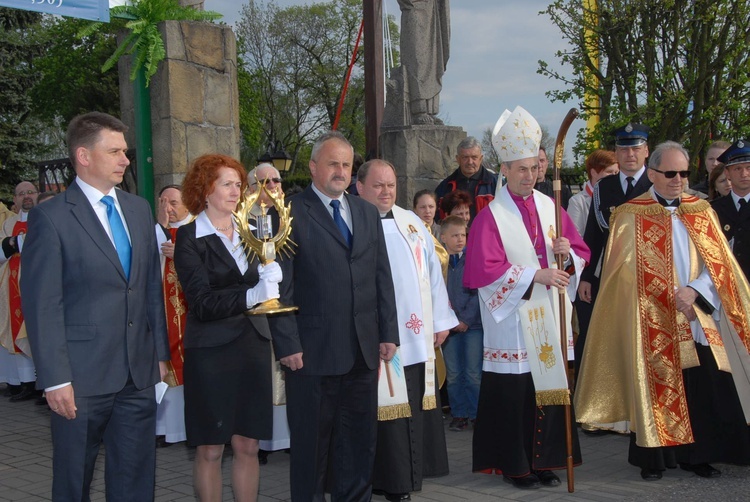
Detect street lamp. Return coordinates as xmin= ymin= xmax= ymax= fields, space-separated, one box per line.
xmin=257 ymin=149 xmax=273 ymax=165
xmin=270 ymin=142 xmax=293 ymax=172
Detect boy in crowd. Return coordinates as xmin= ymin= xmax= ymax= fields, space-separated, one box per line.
xmin=440 ymin=216 xmax=483 ymax=431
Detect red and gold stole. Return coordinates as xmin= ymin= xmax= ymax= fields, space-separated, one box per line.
xmin=163 ymin=227 xmax=187 ymax=386
xmin=8 ymin=220 xmax=27 ymax=354
xmin=631 ymin=203 xmax=693 ymax=446
xmin=679 ymin=204 xmax=750 ymax=354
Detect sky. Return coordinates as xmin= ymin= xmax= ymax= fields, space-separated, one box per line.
xmin=207 ymin=0 xmax=584 ymax=159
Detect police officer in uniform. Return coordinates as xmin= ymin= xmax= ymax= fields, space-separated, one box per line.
xmin=712 ymin=139 xmax=750 ymax=279
xmin=579 ymin=124 xmax=652 ymax=297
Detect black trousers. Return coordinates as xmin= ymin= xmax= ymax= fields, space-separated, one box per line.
xmin=286 ymin=349 xmax=378 ymax=502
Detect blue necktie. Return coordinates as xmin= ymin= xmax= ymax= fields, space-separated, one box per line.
xmin=101 ymin=196 xmax=131 ymax=279
xmin=330 ymin=199 xmax=352 ymax=248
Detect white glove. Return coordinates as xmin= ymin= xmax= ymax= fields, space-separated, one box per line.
xmin=257 ymin=261 xmax=283 ymax=284
xmin=247 ymin=279 xmax=280 ymax=308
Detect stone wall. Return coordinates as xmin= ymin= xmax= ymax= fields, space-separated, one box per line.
xmin=119 ymin=20 xmax=240 ymax=196
xmin=380 ymin=125 xmax=466 ymax=208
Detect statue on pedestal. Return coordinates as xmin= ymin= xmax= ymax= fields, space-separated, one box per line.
xmin=397 ymin=0 xmax=450 ymax=126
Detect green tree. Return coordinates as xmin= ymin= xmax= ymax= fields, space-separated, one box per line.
xmin=539 ymin=0 xmax=750 ymax=176
xmin=237 ymin=0 xmax=399 ymax=171
xmin=31 ymin=16 xmax=122 ymax=125
xmin=0 ymin=8 xmax=48 ymax=200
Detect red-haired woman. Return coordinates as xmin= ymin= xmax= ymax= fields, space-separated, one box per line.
xmin=174 ymin=154 xmax=282 ymax=501
xmin=567 ymin=149 xmax=619 ymax=236
xmin=440 ymin=189 xmax=473 ymax=226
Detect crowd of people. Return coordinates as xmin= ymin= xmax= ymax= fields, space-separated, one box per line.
xmin=2 ymin=108 xmax=750 ymax=501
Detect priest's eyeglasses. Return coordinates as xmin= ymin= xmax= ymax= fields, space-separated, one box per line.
xmin=650 ymin=168 xmax=690 ymax=179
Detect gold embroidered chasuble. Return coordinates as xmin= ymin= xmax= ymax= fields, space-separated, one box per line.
xmin=575 ymin=193 xmax=750 ymax=447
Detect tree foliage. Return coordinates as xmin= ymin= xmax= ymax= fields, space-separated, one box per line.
xmin=539 ymin=0 xmax=750 ymax=173
xmin=31 ymin=16 xmax=122 ymax=125
xmin=0 ymin=8 xmax=48 ymax=200
xmin=237 ymin=0 xmax=399 ymax=172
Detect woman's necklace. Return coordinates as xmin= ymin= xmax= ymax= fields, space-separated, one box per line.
xmin=214 ymin=223 xmax=232 ymax=232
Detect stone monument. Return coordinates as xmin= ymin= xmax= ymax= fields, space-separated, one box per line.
xmin=119 ymin=19 xmax=240 ymax=198
xmin=381 ymin=0 xmax=466 ymax=208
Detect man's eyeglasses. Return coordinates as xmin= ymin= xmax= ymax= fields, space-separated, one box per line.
xmin=15 ymin=190 xmax=38 ymax=196
xmin=650 ymin=168 xmax=689 ymax=179
xmin=251 ymin=178 xmax=282 ymax=186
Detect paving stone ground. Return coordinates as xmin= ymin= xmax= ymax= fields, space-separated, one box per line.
xmin=1 ymin=384 xmax=748 ymax=501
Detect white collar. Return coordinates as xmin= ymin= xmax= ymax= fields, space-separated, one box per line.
xmin=194 ymin=211 xmax=233 ymax=238
xmin=619 ymin=166 xmax=646 ymax=183
xmin=311 ymin=182 xmax=346 ymax=209
xmin=169 ymin=213 xmax=194 ymax=228
xmin=731 ymin=191 xmax=750 ymax=207
xmin=76 ymin=177 xmax=118 ymax=207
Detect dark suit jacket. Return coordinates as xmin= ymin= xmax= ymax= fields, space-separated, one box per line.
xmin=712 ymin=195 xmax=750 ymax=279
xmin=581 ymin=172 xmax=652 ymax=282
xmin=270 ymin=186 xmax=399 ymax=375
xmin=173 ymin=220 xmax=271 ymax=349
xmin=20 ymin=181 xmax=169 ymax=397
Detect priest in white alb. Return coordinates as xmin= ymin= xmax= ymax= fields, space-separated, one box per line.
xmin=357 ymin=159 xmax=458 ymax=502
xmin=464 ymin=106 xmax=590 ymax=490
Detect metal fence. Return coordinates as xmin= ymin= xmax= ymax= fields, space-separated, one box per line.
xmin=36 ymin=150 xmax=137 ymax=194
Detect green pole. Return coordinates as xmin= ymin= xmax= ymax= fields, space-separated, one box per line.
xmin=133 ymin=64 xmax=155 ymax=211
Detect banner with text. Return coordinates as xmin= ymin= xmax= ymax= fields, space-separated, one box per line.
xmin=0 ymin=0 xmax=111 ymax=22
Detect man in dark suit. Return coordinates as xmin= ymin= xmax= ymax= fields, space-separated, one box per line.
xmin=20 ymin=112 xmax=170 ymax=501
xmin=712 ymin=139 xmax=750 ymax=279
xmin=271 ymin=131 xmax=399 ymax=501
xmin=534 ymin=146 xmax=572 ymax=209
xmin=578 ymin=124 xmax=652 ymax=306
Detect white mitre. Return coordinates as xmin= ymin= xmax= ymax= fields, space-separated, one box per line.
xmin=491 ymin=106 xmax=542 ymax=162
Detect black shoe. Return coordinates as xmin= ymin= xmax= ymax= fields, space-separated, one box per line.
xmin=385 ymin=493 xmax=410 ymax=502
xmin=448 ymin=417 xmax=469 ymax=431
xmin=372 ymin=489 xmax=410 ymax=501
xmin=4 ymin=384 xmax=21 ymax=397
xmin=503 ymin=473 xmax=542 ymax=489
xmin=155 ymin=435 xmax=173 ymax=448
xmin=9 ymin=383 xmax=35 ymax=402
xmin=640 ymin=468 xmax=662 ymax=480
xmin=258 ymin=450 xmax=269 ymax=465
xmin=680 ymin=463 xmax=721 ymax=478
xmin=581 ymin=426 xmax=609 ymax=436
xmin=534 ymin=470 xmax=561 ymax=487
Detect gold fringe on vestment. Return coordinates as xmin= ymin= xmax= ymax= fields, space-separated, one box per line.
xmin=536 ymin=389 xmax=570 ymax=406
xmin=378 ymin=403 xmax=412 ymax=421
xmin=422 ymin=395 xmax=437 ymax=411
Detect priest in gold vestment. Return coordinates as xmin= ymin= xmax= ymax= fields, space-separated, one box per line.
xmin=575 ymin=141 xmax=750 ymax=481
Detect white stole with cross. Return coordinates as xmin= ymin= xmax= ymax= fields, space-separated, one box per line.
xmin=376 ymin=206 xmax=457 ymax=420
